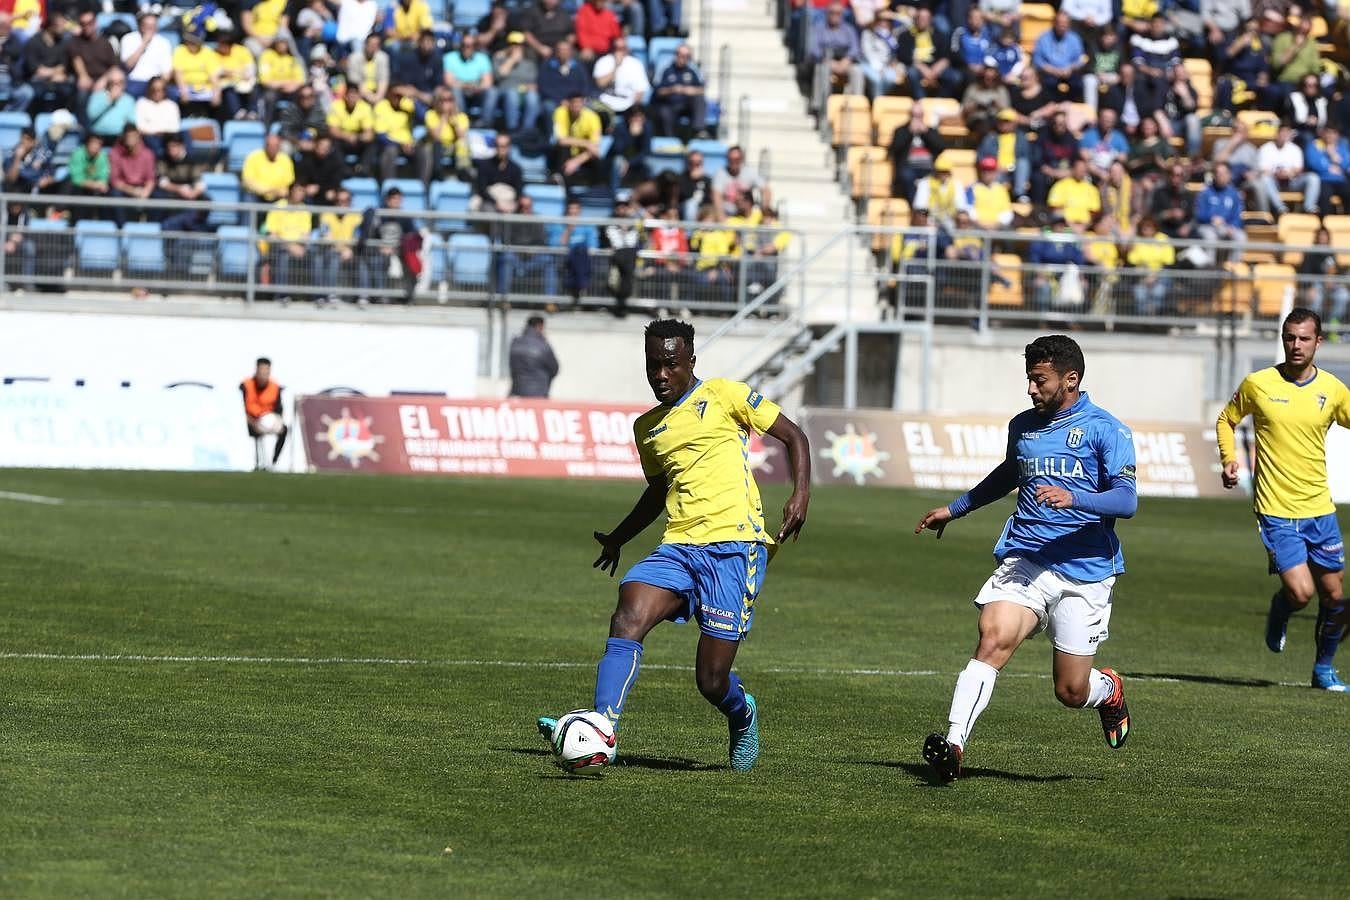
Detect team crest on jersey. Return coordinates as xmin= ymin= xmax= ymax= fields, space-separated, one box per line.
xmin=696 ymin=400 xmax=708 ymax=419
xmin=1066 ymin=427 xmax=1085 ymax=448
xmin=1318 ymin=394 xmax=1328 ymax=410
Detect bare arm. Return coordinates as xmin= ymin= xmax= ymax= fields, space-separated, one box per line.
xmin=767 ymin=412 xmax=811 ymax=542
xmin=593 ymin=476 xmax=667 ymax=576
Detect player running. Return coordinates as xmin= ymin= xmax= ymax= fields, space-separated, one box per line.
xmin=537 ymin=319 xmax=812 ymax=771
xmin=915 ymin=335 xmax=1136 ymax=783
xmin=1215 ymin=308 xmax=1350 ymax=692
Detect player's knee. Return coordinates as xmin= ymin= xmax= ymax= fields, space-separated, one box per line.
xmin=1285 ymin=586 xmax=1315 ymax=609
xmin=1054 ymin=679 xmax=1089 ymax=708
xmin=608 ymin=608 xmax=647 ymax=640
xmin=695 ymin=666 xmax=728 ymax=703
xmin=974 ymin=628 xmax=1020 ymax=661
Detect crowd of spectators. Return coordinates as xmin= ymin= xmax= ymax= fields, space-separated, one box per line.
xmin=792 ymin=0 xmax=1350 ymax=322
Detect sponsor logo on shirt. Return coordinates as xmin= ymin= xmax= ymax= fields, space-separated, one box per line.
xmin=1266 ymin=396 xmax=1289 ymax=404
xmin=1019 ymin=457 xmax=1087 ymax=478
xmin=647 ymin=424 xmax=668 ymax=437
xmin=1119 ymin=464 xmax=1137 ymax=480
xmin=747 ymin=390 xmax=764 ymax=410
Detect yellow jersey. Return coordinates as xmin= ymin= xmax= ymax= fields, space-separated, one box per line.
xmin=970 ymin=180 xmax=1011 ymax=228
xmin=241 ymin=149 xmax=295 ymax=197
xmin=1126 ymin=235 xmax=1174 ymax=271
xmin=1047 ymin=176 xmax=1100 ymax=225
xmin=691 ymin=228 xmax=736 ymax=269
xmin=1217 ymin=366 xmax=1350 ymax=518
xmin=373 ymin=96 xmax=416 ymax=144
xmin=248 ymin=0 xmax=288 ymax=40
xmin=392 ymin=0 xmax=432 ymax=40
xmin=258 ymin=48 xmax=304 ymax=87
xmin=634 ymin=378 xmax=782 ymax=546
xmin=553 ymin=105 xmax=602 ymax=154
xmin=328 ymin=99 xmax=375 ymax=135
xmin=172 ymin=45 xmax=217 ymax=92
xmin=320 ymin=211 xmax=362 ymax=243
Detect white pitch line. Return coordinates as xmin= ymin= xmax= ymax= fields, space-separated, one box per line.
xmin=0 ymin=490 xmax=64 ymax=505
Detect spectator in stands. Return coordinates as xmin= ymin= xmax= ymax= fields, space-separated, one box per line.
xmin=496 ymin=194 xmax=557 ymax=296
xmin=651 ymin=43 xmax=707 ymax=138
xmin=215 ymin=32 xmax=260 ymax=121
xmin=896 ymin=7 xmax=954 ymax=100
xmin=608 ymin=104 xmax=652 ymax=189
xmin=1047 ymin=157 xmax=1101 ymax=230
xmin=961 ymin=60 xmax=1009 ymax=140
xmin=551 ymin=92 xmax=604 ymax=189
xmin=321 ymin=187 xmax=363 ymax=301
xmin=279 ymin=85 xmax=328 ymax=145
xmin=575 ymin=0 xmax=622 ymax=62
xmin=373 ymin=94 xmax=417 ymax=181
xmin=337 ymin=0 xmax=382 ymax=56
xmin=1202 ymin=0 xmax=1252 ymax=48
xmin=1215 ymin=17 xmax=1270 ymax=114
xmin=389 ymin=0 xmax=433 ymax=47
xmin=518 ymin=0 xmax=576 ymax=62
xmin=242 ymin=132 xmax=297 ymax=203
xmin=884 ymin=206 xmax=950 ymax=314
xmin=134 ymin=78 xmax=181 ymax=156
xmin=477 ymin=1 xmax=514 ymax=54
xmin=539 ymin=38 xmax=591 ymax=131
xmin=673 ymin=147 xmax=717 ymax=219
xmin=1082 ymin=28 xmax=1122 ymax=114
xmin=0 ymin=15 xmax=33 ymax=113
xmin=859 ymin=14 xmax=901 ymax=99
xmin=444 ymin=32 xmax=497 ymax=124
xmin=295 ymin=0 xmax=336 ymax=59
xmin=69 ymin=10 xmax=118 ymax=119
xmin=69 ymin=132 xmax=110 ymax=208
xmin=968 ymin=155 xmax=1013 ymax=228
xmin=1305 ymin=124 xmax=1350 ymax=214
xmin=1032 ymin=110 xmax=1078 ymax=203
xmin=1126 ymin=217 xmax=1174 ymax=315
xmin=1084 ymin=215 xmax=1121 ymax=305
xmin=1150 ymin=162 xmax=1195 ymax=238
xmin=25 ymin=11 xmax=74 ymax=113
xmin=1193 ymin=160 xmax=1245 ymax=257
xmin=420 ymin=88 xmax=472 ymax=186
xmin=989 ymin=25 xmax=1025 ymax=84
xmin=1159 ymin=64 xmax=1200 ymax=158
xmin=1100 ymin=160 xmax=1135 ymax=236
xmin=260 ymin=36 xmax=307 ymax=123
xmin=327 ymin=81 xmax=377 ymax=174
xmin=977 ymin=108 xmax=1030 ymax=201
xmin=614 ymin=0 xmax=647 ymax=42
xmin=888 ymin=104 xmax=944 ymax=200
xmin=173 ymin=31 xmax=220 ymax=120
xmin=509 ymin=316 xmax=560 ymax=397
xmin=122 ymin=11 xmax=175 ymax=98
xmin=1269 ymin=13 xmax=1320 ymax=92
xmin=645 ymin=203 xmax=688 ymax=278
xmin=394 ymin=29 xmax=446 ymax=111
xmin=1130 ymin=15 xmax=1181 ymax=112
xmin=241 ymin=358 xmax=288 ymax=469
xmin=714 ymin=145 xmax=771 ymax=218
xmin=1027 ymin=215 xmax=1086 ymax=309
xmin=1125 ymin=115 xmax=1172 ymax=184
xmin=1011 ymin=65 xmax=1062 ymax=130
xmin=603 ymin=195 xmax=642 ymax=315
xmin=298 ymin=132 xmax=347 ymax=203
xmin=807 ymin=1 xmax=862 ymax=111
xmin=913 ymin=154 xmax=971 ymax=229
xmin=1301 ymin=227 xmax=1350 ymax=328
xmin=1104 ymin=63 xmax=1160 ymax=134
xmin=1256 ymin=123 xmax=1320 ymax=214
xmin=475 ymin=131 xmax=524 ymax=212
xmin=264 ymin=183 xmax=314 ymax=302
xmin=690 ymin=204 xmax=736 ymax=293
xmin=593 ymin=36 xmax=649 ymax=118
xmin=107 ymin=123 xmax=156 ymax=222
xmin=358 ymin=186 xmax=417 ymax=302
xmin=349 ymin=32 xmax=392 ymax=107
xmin=491 ymin=32 xmax=541 ymax=131
xmin=549 ymin=198 xmax=599 ymax=300
xmin=1212 ymin=120 xmax=1258 ymax=188
xmin=1032 ymin=11 xmax=1088 ymax=101
xmin=156 ymin=134 xmax=210 ymax=234
xmin=9 ymin=0 xmax=38 ymax=42
xmin=242 ymin=0 xmax=292 ymax=58
xmin=3 ymin=126 xmax=56 ymax=196
xmin=87 ymin=70 xmax=137 ymax=141
xmin=951 ymin=8 xmax=994 ymax=85
xmin=1286 ymin=73 xmax=1329 ymax=137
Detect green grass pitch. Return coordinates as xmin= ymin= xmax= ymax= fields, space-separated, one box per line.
xmin=2 ymin=469 xmax=1348 ymax=898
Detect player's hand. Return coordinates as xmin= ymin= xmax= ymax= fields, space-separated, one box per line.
xmin=593 ymin=531 xmax=622 ymax=577
xmin=777 ymin=491 xmax=809 ymax=543
xmin=915 ymin=506 xmax=953 ymax=539
xmin=1034 ymin=485 xmax=1074 ymax=509
xmin=1221 ymin=461 xmax=1240 ymax=490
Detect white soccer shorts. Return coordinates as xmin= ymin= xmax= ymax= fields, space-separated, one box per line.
xmin=972 ymin=555 xmax=1114 ymax=656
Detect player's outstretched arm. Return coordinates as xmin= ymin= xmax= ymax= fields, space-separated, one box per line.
xmin=593 ymin=476 xmax=667 ymax=577
xmin=1215 ymin=383 xmax=1249 ymax=490
xmin=767 ymin=412 xmax=811 ymax=543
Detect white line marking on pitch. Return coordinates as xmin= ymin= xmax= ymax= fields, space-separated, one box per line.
xmin=0 ymin=652 xmax=1308 ymax=688
xmin=0 ymin=490 xmax=64 ymax=505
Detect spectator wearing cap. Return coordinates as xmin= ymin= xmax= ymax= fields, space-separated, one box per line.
xmin=68 ymin=10 xmax=118 ymax=114
xmin=858 ymin=14 xmax=902 ymax=99
xmin=651 ymin=43 xmax=707 ymax=138
xmin=1047 ymin=157 xmax=1100 ymax=230
xmin=474 ymin=131 xmax=524 ymax=212
xmin=808 ymin=2 xmax=862 ymax=110
xmin=243 ymin=0 xmax=293 ymax=58
xmin=960 ymin=62 xmax=1009 ymax=140
xmin=1032 ymin=11 xmax=1088 ymax=101
xmin=1269 ymin=14 xmax=1320 ymax=90
xmin=895 ymin=8 xmax=955 ymax=100
xmin=337 ymin=0 xmax=382 ymax=54
xmin=173 ymin=30 xmax=221 ymax=119
xmin=326 ymin=80 xmax=377 ymax=174
xmin=69 ymin=132 xmax=110 ymax=212
xmin=913 ymin=154 xmax=972 ymax=231
xmin=1079 ymin=108 xmax=1129 ymax=184
xmin=1256 ymin=123 xmax=1320 ymax=214
xmin=393 ymin=29 xmax=444 ymax=109
xmin=538 ymin=38 xmax=590 ymax=130
xmin=298 ymin=132 xmax=347 ymax=202
xmin=518 ymin=0 xmax=576 ymax=62
xmin=349 ymin=32 xmax=392 ymax=107
xmin=108 ymin=124 xmax=157 ymax=222
xmin=263 ymin=182 xmax=315 ymax=303
xmin=950 ymin=7 xmax=994 ymax=84
xmin=967 ymin=156 xmax=1013 ymax=228
xmin=372 ymin=93 xmax=417 ymax=181
xmin=242 ymin=132 xmax=297 ymax=203
xmin=25 ymin=11 xmax=74 ymax=112
xmin=388 ymin=0 xmax=433 ymax=47
xmin=574 ymin=0 xmax=622 ymax=62
xmin=1305 ymin=125 xmax=1350 ymax=214
xmin=86 ymin=70 xmax=137 ymax=140
xmin=279 ymin=84 xmax=328 ymax=144
xmin=122 ymin=13 xmax=174 ymax=98
xmin=551 ymin=93 xmax=604 ymax=189
xmin=713 ymin=144 xmax=771 ymax=218
xmin=444 ymin=32 xmax=497 ymax=125
xmin=134 ymin=78 xmax=181 ymax=156
xmin=155 ymin=134 xmax=211 ymax=234
xmin=593 ymin=36 xmax=650 ymax=118
xmin=888 ymin=104 xmax=945 ymax=201
xmin=215 ymin=32 xmax=260 ymax=120
xmin=421 ymin=88 xmax=472 ymax=185
xmin=492 ymin=31 xmax=541 ymax=131
xmin=976 ymin=108 xmax=1030 ymax=201
xmin=259 ymin=36 xmax=307 ymax=123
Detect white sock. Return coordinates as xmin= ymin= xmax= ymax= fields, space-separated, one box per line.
xmin=1082 ymin=669 xmax=1117 ymax=709
xmin=945 ymin=659 xmax=998 ymax=749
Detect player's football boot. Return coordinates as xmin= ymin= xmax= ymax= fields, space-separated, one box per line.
xmin=536 ymin=716 xmax=558 ymax=742
xmin=1265 ymin=591 xmax=1289 ymax=653
xmin=1311 ymin=665 xmax=1349 ymax=692
xmin=922 ymin=733 xmax=963 ymax=784
xmin=1097 ymin=668 xmax=1130 ymax=749
xmin=729 ymin=693 xmax=760 ymax=772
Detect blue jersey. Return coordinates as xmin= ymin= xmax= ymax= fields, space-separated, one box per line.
xmin=955 ymin=393 xmax=1137 ymax=582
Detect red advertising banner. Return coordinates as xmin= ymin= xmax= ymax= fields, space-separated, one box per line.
xmin=298 ymin=395 xmax=788 ymax=481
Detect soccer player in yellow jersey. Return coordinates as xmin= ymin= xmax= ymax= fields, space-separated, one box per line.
xmin=1216 ymin=308 xmax=1350 ymax=691
xmin=539 ymin=319 xmax=811 ymax=770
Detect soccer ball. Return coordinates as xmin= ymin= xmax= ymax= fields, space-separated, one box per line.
xmin=551 ymin=710 xmax=617 ymax=774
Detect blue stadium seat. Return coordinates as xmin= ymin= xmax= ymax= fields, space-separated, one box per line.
xmin=525 ymin=183 xmax=565 ymax=218
xmin=510 ymin=146 xmax=550 ymax=184
xmin=122 ymin=222 xmax=166 ymax=276
xmin=430 ymin=180 xmax=470 ymax=233
xmin=448 ymin=232 xmax=491 ymax=287
xmin=468 ymin=128 xmax=497 ymax=152
xmin=0 ymin=111 xmax=29 ymax=153
xmin=427 ymin=0 xmax=451 ymax=21
xmin=181 ymin=116 xmax=222 ymax=163
xmin=628 ymin=35 xmax=647 ymax=67
xmin=342 ymin=177 xmax=381 ymax=211
xmin=647 ymin=136 xmax=686 ymax=176
xmin=688 ymin=138 xmax=728 ymax=174
xmin=74 ymin=221 xmax=120 ymax=274
xmin=33 ymin=113 xmax=82 ymax=165
xmin=452 ymin=0 xmax=492 ymax=28
xmin=427 ymin=234 xmax=447 ymax=284
xmin=202 ymin=172 xmax=242 ymax=226
xmin=216 ymin=225 xmax=254 ymax=280
xmin=224 ymin=120 xmax=266 ymax=172
xmin=382 ymin=178 xmax=427 ymax=213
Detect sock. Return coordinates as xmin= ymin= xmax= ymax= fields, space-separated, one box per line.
xmin=1081 ymin=668 xmax=1118 ymax=709
xmin=593 ymin=637 xmax=643 ymax=727
xmin=946 ymin=659 xmax=998 ymax=749
xmin=716 ymin=673 xmax=752 ymax=732
xmin=1272 ymin=589 xmax=1294 ymax=624
xmin=1315 ymin=599 xmax=1346 ymax=669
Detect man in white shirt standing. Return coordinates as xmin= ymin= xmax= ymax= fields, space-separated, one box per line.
xmin=592 ymin=37 xmax=650 ymax=117
xmin=1257 ymin=123 xmax=1322 ymax=215
xmin=120 ymin=11 xmax=174 ymax=97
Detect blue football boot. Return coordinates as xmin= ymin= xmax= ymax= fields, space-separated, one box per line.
xmin=1312 ymin=666 xmax=1348 ymax=692
xmin=729 ymin=693 xmax=760 ymax=772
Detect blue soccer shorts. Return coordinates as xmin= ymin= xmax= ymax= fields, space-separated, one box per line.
xmin=1257 ymin=513 xmax=1346 ymax=574
xmin=621 ymin=541 xmax=767 ymax=641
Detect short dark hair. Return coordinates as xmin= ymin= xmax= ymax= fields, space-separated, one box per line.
xmin=1025 ymin=335 xmax=1085 ymax=379
xmin=1284 ymin=307 xmax=1323 ymax=336
xmin=527 ymin=315 xmax=545 ymax=328
xmin=257 ymin=357 xmax=272 ymax=367
xmin=645 ymin=318 xmax=695 ymax=350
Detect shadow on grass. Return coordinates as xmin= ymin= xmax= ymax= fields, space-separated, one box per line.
xmin=495 ymin=746 xmax=728 ymax=772
xmin=1128 ymin=671 xmax=1280 ymax=688
xmin=852 ymin=760 xmax=1090 ymax=786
